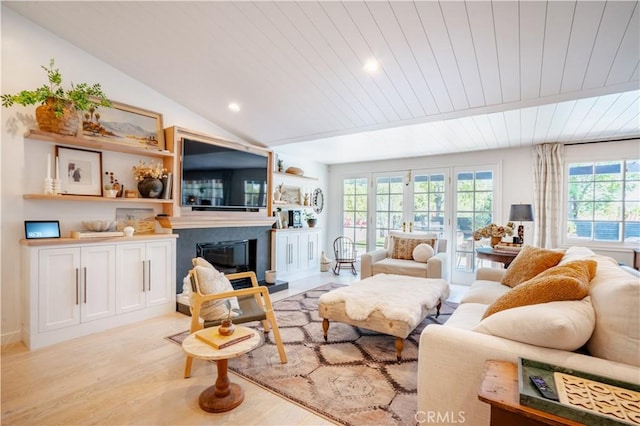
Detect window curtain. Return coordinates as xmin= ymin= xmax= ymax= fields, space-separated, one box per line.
xmin=533 ymin=143 xmax=564 ymax=248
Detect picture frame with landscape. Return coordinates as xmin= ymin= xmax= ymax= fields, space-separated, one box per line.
xmin=56 ymin=146 xmax=103 ymax=196
xmin=81 ymin=99 xmax=165 ymax=150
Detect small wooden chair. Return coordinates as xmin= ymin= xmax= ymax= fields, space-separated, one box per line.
xmin=184 ymin=270 xmax=287 ymax=378
xmin=333 ymin=236 xmax=357 ymax=275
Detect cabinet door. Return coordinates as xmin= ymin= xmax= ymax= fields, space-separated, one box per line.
xmin=274 ymin=233 xmax=300 ymax=276
xmin=145 ymin=241 xmax=172 ymax=307
xmin=38 ymin=247 xmax=81 ymax=332
xmin=80 ymin=245 xmax=116 ymax=323
xmin=115 ymin=243 xmax=146 ymax=313
xmin=302 ymin=230 xmax=320 ymax=271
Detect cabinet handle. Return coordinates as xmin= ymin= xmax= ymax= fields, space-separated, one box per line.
xmin=83 ymin=267 xmax=87 ymax=304
xmin=142 ymin=260 xmax=146 ymax=292
xmin=309 ymin=242 xmax=313 ymax=260
xmin=147 ymin=260 xmax=151 ymax=291
xmin=75 ymin=268 xmax=79 ymax=305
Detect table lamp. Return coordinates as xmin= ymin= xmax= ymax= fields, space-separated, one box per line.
xmin=509 ymin=204 xmax=534 ymax=244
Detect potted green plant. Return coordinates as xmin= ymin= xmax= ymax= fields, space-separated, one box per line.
xmin=1 ymin=59 xmax=111 ymax=136
xmin=304 ymin=211 xmax=317 ymax=228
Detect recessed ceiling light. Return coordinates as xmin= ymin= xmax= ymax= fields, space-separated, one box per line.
xmin=363 ymin=58 xmax=379 ymax=74
xmin=228 ymin=102 xmax=241 ymax=112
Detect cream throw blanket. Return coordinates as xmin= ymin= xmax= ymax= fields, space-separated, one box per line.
xmin=319 ymin=274 xmax=450 ymax=327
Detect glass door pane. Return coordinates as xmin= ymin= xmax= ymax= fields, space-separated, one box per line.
xmin=453 ymin=169 xmax=495 ymax=282
xmin=374 ymin=174 xmax=405 ymax=248
xmin=413 ymin=172 xmax=446 ymax=237
xmin=342 ymin=178 xmax=368 ymax=252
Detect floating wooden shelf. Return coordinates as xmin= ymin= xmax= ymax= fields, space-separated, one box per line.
xmin=25 ymin=129 xmax=174 ymax=158
xmin=273 ymin=171 xmax=318 ymax=181
xmin=23 ymin=194 xmax=172 ymax=204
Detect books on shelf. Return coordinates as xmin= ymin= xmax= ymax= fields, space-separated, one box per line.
xmin=195 ymin=326 xmax=254 ymax=349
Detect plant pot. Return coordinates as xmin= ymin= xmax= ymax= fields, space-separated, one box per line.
xmin=137 ymin=177 xmax=163 ymax=198
xmin=307 ymin=218 xmax=317 ymax=228
xmin=490 ymin=236 xmax=502 ymax=247
xmin=104 ymin=189 xmax=118 ymax=198
xmin=35 ymin=98 xmax=80 ymax=136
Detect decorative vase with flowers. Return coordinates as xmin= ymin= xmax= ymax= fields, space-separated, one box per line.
xmin=473 ymin=222 xmax=515 ymax=247
xmin=1 ymin=59 xmax=110 ymax=136
xmin=133 ymin=160 xmax=167 ymax=198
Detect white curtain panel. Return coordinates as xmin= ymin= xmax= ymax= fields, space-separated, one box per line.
xmin=533 ymin=144 xmax=564 ymax=248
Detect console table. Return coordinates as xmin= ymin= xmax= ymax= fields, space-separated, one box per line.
xmin=478 ymin=360 xmax=581 ymax=426
xmin=476 ymin=247 xmax=518 ymax=268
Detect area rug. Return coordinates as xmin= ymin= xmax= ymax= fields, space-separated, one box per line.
xmin=167 ymin=282 xmax=457 ymax=426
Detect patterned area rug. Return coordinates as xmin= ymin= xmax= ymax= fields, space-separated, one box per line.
xmin=167 ymin=282 xmax=457 ymax=425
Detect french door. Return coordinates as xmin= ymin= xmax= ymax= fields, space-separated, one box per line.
xmin=371 ymin=169 xmax=449 ymax=251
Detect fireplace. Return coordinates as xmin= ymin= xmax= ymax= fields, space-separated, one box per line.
xmin=196 ymin=239 xmax=256 ymax=289
xmin=174 ymin=225 xmax=288 ymax=313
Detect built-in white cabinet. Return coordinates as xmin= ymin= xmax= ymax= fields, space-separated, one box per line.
xmin=271 ymin=228 xmax=320 ymax=279
xmin=116 ymin=240 xmax=173 ymax=313
xmin=22 ymin=235 xmax=177 ymax=350
xmin=37 ymin=245 xmax=116 ymax=332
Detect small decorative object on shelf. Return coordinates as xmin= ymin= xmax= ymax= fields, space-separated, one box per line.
xmin=273 ymin=183 xmax=283 ymax=202
xmin=305 ymin=211 xmax=317 ymax=228
xmin=103 ymin=171 xmax=121 ymax=198
xmin=285 ymin=166 xmax=304 ymax=176
xmin=1 ymin=59 xmax=111 ymax=136
xmin=277 ymin=159 xmax=284 ymax=172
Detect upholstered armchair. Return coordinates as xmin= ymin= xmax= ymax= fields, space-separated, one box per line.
xmin=360 ymin=231 xmax=448 ymax=280
xmin=184 ymin=260 xmax=287 ymax=378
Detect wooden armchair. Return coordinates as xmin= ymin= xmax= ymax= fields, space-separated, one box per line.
xmin=184 ymin=270 xmax=287 ymax=378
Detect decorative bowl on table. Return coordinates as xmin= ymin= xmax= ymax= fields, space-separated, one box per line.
xmin=82 ymin=220 xmax=117 ymax=232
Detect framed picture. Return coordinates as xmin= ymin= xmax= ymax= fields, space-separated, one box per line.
xmin=81 ymin=99 xmax=165 ymax=150
xmin=56 ymin=146 xmax=102 ymax=196
xmin=115 ymin=208 xmax=155 ymax=234
xmin=280 ymin=185 xmax=301 ymax=205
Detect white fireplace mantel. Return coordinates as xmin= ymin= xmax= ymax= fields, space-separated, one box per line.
xmin=157 ymin=214 xmax=276 ymax=230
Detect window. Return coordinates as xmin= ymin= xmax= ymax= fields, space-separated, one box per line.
xmin=374 ymin=174 xmax=404 ymax=248
xmin=567 ymin=160 xmax=640 ymax=243
xmin=343 ymin=178 xmax=368 ymax=251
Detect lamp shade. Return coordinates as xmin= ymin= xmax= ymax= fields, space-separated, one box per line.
xmin=509 ymin=204 xmax=534 ymax=222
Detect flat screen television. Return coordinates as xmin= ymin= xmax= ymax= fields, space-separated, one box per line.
xmin=180 ymin=138 xmax=269 ymax=211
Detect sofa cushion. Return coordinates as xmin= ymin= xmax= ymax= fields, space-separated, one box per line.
xmin=371 ymin=258 xmax=429 ymax=278
xmin=391 ymin=237 xmax=437 ymax=260
xmin=193 ymin=265 xmax=240 ymax=321
xmin=443 ymin=303 xmax=488 ymax=330
xmin=587 ymin=255 xmax=640 ymax=367
xmin=460 ymin=280 xmax=511 ymax=305
xmin=413 ymin=243 xmax=435 ymax=263
xmin=473 ymin=298 xmax=596 ymax=351
xmin=387 ymin=231 xmax=438 ymax=254
xmin=501 ymin=245 xmax=564 ymax=287
xmin=558 ymin=246 xmax=596 ymax=265
xmin=484 ymin=259 xmax=596 ymax=319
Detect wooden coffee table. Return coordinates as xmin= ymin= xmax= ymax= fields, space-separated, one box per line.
xmin=478 ymin=360 xmax=582 ymax=426
xmin=182 ymin=326 xmax=261 ymax=413
xmin=476 ymin=247 xmax=519 ymax=268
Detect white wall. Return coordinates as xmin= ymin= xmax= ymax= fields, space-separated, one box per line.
xmin=0 ymin=8 xmax=326 ymax=345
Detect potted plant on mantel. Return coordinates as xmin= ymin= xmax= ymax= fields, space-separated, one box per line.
xmin=1 ymin=59 xmax=111 ymax=136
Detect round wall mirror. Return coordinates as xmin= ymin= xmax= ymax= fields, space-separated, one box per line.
xmin=312 ymin=188 xmax=324 ymax=214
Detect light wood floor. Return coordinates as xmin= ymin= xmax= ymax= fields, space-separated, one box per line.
xmin=1 ymin=269 xmax=466 ymax=425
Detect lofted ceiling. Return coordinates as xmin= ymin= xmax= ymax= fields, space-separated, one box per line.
xmin=4 ymin=1 xmax=640 ymax=164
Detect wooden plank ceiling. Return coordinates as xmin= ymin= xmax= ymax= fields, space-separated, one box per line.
xmin=4 ymin=1 xmax=639 ymax=164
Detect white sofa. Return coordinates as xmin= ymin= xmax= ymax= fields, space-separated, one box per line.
xmin=360 ymin=231 xmax=448 ymax=280
xmin=417 ymin=247 xmax=640 ymax=426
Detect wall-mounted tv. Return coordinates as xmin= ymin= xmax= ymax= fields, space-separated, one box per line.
xmin=180 ymin=138 xmax=269 ymax=211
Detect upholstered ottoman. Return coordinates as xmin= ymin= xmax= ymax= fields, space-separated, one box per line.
xmin=318 ymin=274 xmax=450 ymax=360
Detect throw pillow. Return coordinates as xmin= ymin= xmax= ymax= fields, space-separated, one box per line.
xmin=484 ymin=259 xmax=597 ymax=319
xmin=193 ymin=265 xmax=240 ymax=321
xmin=412 ymin=243 xmax=435 ymax=263
xmin=474 ymin=298 xmax=596 ymax=351
xmin=391 ymin=237 xmax=437 ymax=260
xmin=193 ymin=256 xmax=215 ymax=269
xmin=501 ymin=245 xmax=564 ymax=287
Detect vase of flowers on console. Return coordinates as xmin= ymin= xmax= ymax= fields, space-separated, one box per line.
xmin=473 ymin=222 xmax=515 ymax=247
xmin=133 ymin=160 xmax=167 ymax=198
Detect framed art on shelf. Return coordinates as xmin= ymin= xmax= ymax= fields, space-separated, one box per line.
xmin=81 ymin=99 xmax=165 ymax=150
xmin=56 ymin=146 xmax=103 ymax=196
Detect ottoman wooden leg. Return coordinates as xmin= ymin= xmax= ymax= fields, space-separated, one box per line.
xmin=322 ymin=318 xmax=330 ymax=341
xmin=395 ymin=337 xmax=404 ymax=362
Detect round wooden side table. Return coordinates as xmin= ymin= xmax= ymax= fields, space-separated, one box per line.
xmin=182 ymin=326 xmax=261 ymax=413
